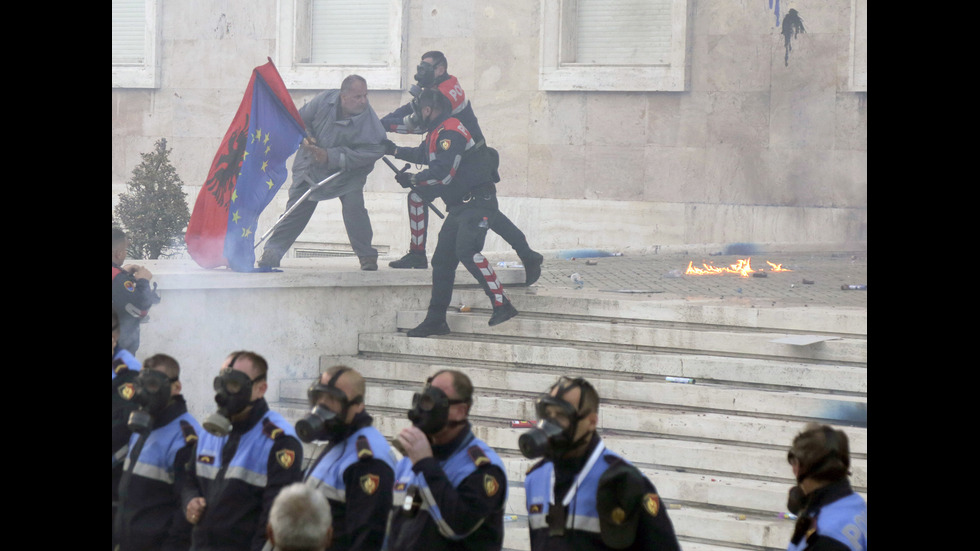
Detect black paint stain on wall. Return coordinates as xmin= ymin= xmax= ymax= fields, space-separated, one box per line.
xmin=781 ymin=9 xmax=806 ymax=67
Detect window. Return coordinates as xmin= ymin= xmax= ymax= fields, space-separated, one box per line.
xmin=539 ymin=0 xmax=691 ymax=91
xmin=277 ymin=0 xmax=406 ymax=90
xmin=112 ymin=0 xmax=161 ymax=88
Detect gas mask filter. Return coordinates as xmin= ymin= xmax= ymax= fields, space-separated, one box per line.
xmin=127 ymin=369 xmax=173 ymax=434
xmin=407 ymin=376 xmax=468 ymax=436
xmin=295 ymin=368 xmax=362 ymax=443
xmin=203 ymin=363 xmax=259 ymax=437
xmin=519 ymin=378 xmax=593 ymax=460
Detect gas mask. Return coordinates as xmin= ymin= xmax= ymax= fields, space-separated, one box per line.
xmin=127 ymin=369 xmax=174 ymax=434
xmin=519 ymin=379 xmax=593 ymax=460
xmin=203 ymin=365 xmax=259 ymax=437
xmin=407 ymin=379 xmax=468 ymax=436
xmin=402 ymin=84 xmax=424 ymax=131
xmin=413 ymin=61 xmax=436 ymax=88
xmin=295 ymin=368 xmax=363 ymax=443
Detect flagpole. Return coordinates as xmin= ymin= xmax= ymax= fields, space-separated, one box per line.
xmin=253 ymin=171 xmax=344 ymax=250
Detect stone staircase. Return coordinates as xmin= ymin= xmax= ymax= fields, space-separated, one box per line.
xmin=276 ymin=287 xmax=867 ymax=551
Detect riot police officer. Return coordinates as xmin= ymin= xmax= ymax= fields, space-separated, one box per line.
xmin=785 ymin=424 xmax=867 ymax=551
xmin=381 ymin=51 xmax=543 ymax=284
xmin=294 ymin=366 xmax=396 ymax=551
xmin=182 ymin=351 xmax=304 ymax=551
xmin=114 ymin=354 xmax=202 ymax=551
xmin=520 ymin=377 xmax=682 ymax=551
xmin=387 ymin=88 xmax=519 ymax=338
xmin=385 ymin=369 xmax=508 ymax=550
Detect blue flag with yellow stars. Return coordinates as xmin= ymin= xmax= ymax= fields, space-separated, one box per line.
xmin=222 ymin=74 xmax=305 ymax=271
xmin=187 ymin=60 xmax=305 ymax=272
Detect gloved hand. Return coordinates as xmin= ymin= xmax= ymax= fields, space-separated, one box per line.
xmin=395 ymin=172 xmax=415 ymax=189
xmin=382 ymin=139 xmax=398 ymax=156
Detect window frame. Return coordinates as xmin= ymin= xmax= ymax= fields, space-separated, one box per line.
xmin=848 ymin=0 xmax=867 ymax=92
xmin=539 ymin=0 xmax=692 ymax=92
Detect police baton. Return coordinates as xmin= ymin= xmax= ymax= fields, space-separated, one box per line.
xmin=382 ymin=157 xmax=445 ymax=219
xmin=254 ymin=170 xmax=344 ymax=249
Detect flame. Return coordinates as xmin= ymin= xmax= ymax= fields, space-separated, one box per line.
xmin=685 ymin=258 xmax=792 ymax=277
xmin=766 ymin=261 xmax=792 ymax=272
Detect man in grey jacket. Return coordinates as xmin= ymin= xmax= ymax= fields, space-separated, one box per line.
xmin=259 ymin=75 xmax=386 ymax=271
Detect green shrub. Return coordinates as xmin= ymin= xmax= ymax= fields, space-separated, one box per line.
xmin=114 ymin=138 xmax=191 ymax=259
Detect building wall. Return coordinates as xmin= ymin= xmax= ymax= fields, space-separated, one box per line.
xmin=112 ymin=0 xmax=867 ymax=257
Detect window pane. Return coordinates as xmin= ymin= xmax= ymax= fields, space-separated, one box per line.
xmin=575 ymin=0 xmax=672 ymax=65
xmin=310 ymin=0 xmax=390 ymax=66
xmin=112 ymin=0 xmax=146 ymax=65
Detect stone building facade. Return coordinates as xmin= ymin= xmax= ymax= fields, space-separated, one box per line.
xmin=112 ymin=0 xmax=867 ymax=259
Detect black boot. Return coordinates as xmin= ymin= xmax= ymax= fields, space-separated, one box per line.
xmin=407 ymin=318 xmax=450 ymax=338
xmin=389 ymin=252 xmax=428 ymax=269
xmin=520 ymin=251 xmax=544 ymax=286
xmin=488 ymin=300 xmax=519 ymax=327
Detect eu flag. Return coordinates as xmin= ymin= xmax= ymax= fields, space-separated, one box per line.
xmin=186 ymin=60 xmax=305 ymax=271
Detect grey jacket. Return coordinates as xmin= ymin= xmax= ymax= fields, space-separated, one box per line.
xmin=291 ymin=89 xmax=386 ymax=201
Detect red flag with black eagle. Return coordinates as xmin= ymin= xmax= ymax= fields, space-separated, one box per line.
xmin=185 ymin=59 xmax=305 ymax=271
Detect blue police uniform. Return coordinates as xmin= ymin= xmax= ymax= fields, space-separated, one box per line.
xmin=183 ymin=398 xmax=303 ymax=551
xmin=787 ymin=480 xmax=867 ymax=551
xmin=524 ymin=435 xmax=681 ymax=551
xmin=385 ymin=425 xmax=508 ymax=551
xmin=113 ymin=353 xmax=143 ymax=547
xmin=305 ymin=413 xmax=397 ymax=551
xmin=115 ymin=396 xmax=201 ymax=551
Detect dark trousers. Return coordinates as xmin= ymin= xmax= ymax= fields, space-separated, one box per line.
xmin=427 ymin=196 xmax=507 ymax=319
xmin=264 ymin=182 xmax=377 ymax=261
xmin=407 ymin=194 xmax=532 ymax=258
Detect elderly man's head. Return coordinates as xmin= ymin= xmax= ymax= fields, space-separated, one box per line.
xmin=266 ymin=483 xmax=333 ymax=551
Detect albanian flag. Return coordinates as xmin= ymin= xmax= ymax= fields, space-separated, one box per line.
xmin=186 ymin=59 xmax=305 ymax=271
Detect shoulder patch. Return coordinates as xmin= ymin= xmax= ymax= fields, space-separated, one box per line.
xmin=483 ymin=473 xmax=501 ymax=497
xmin=356 ymin=435 xmax=374 ymax=460
xmin=360 ymin=473 xmax=381 ymax=495
xmin=467 ymin=445 xmax=491 ymax=467
xmin=262 ymin=418 xmax=285 ymax=441
xmin=439 ymin=138 xmax=452 ymax=151
xmin=180 ymin=420 xmax=199 ymax=445
xmin=117 ymin=382 xmax=135 ymax=401
xmin=642 ymin=493 xmax=660 ymax=517
xmin=276 ymin=449 xmax=296 ymax=469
